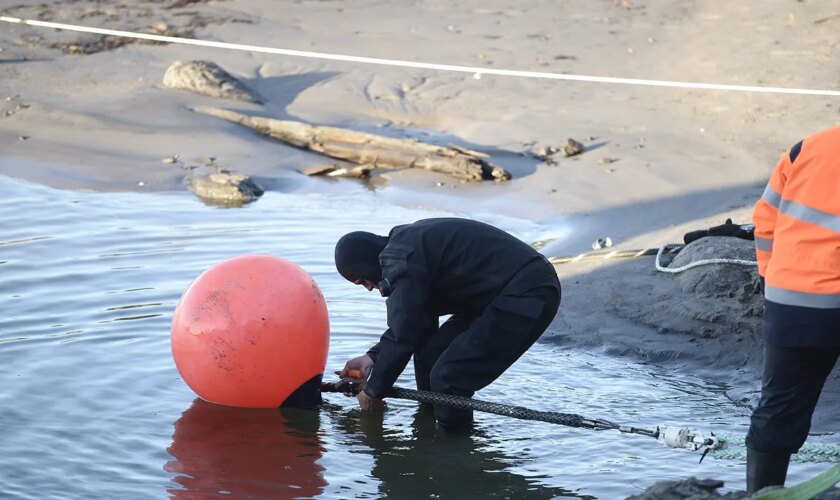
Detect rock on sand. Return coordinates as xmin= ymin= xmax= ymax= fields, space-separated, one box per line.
xmin=187 ymin=172 xmax=264 ymax=205
xmin=162 ymin=60 xmax=262 ymax=103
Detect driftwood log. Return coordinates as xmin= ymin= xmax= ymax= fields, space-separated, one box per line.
xmin=194 ymin=107 xmax=511 ymax=182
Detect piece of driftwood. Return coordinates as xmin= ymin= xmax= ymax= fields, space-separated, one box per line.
xmin=302 ymin=164 xmax=374 ymax=179
xmin=194 ymin=107 xmax=511 ymax=182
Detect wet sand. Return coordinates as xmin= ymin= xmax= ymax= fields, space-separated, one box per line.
xmin=1 ymin=0 xmax=838 ymax=466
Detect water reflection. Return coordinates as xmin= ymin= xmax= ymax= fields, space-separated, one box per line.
xmin=165 ymin=399 xmax=327 ymax=499
xmin=331 ymin=404 xmax=589 ymax=499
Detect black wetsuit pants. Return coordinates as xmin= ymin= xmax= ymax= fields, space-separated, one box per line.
xmin=412 ymin=258 xmax=561 ymax=429
xmin=746 ymin=343 xmax=840 ymax=454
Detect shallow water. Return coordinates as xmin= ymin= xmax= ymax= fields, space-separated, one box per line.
xmin=0 ymin=175 xmax=832 ymax=499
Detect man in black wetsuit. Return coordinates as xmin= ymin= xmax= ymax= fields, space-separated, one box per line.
xmin=334 ymin=218 xmax=561 ymax=429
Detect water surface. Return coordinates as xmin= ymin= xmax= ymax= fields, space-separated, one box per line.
xmin=0 ymin=176 xmax=831 ymax=499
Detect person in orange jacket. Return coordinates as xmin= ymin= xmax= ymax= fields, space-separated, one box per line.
xmin=746 ymin=125 xmax=840 ymax=492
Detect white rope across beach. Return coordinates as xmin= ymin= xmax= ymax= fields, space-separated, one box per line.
xmin=2 ymin=16 xmax=840 ymax=97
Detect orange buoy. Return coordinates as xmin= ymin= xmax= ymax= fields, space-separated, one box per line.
xmin=171 ymin=254 xmax=329 ymax=408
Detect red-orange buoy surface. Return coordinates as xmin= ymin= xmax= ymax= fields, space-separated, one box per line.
xmin=171 ymin=254 xmax=329 ymax=408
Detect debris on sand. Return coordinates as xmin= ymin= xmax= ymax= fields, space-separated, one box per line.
xmin=195 ymin=107 xmax=510 ymax=182
xmin=163 ymin=61 xmax=262 ymax=103
xmin=533 ymin=145 xmax=559 ymax=166
xmin=592 ymin=237 xmax=613 ymax=250
xmin=302 ymin=164 xmax=373 ymax=179
xmin=53 ymin=23 xmax=193 ymax=55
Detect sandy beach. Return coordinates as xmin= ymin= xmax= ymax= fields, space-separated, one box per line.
xmin=2 ymin=0 xmax=839 ymax=495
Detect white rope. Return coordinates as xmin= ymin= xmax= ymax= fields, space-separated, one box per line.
xmin=655 ymin=243 xmax=756 ymax=274
xmin=2 ymin=16 xmax=840 ymax=97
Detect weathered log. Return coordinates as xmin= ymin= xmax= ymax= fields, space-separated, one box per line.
xmin=194 ymin=107 xmax=511 ymax=182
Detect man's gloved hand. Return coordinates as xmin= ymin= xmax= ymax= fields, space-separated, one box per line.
xmin=337 ymin=354 xmax=374 ymax=379
xmin=336 ymin=355 xmax=386 ymax=412
xmin=684 ymin=218 xmax=755 ymax=244
xmin=357 ymin=388 xmax=386 ymax=412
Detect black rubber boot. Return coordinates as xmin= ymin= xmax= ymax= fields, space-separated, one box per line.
xmin=746 ymin=448 xmax=791 ymax=493
xmin=434 ymin=404 xmax=474 ymax=432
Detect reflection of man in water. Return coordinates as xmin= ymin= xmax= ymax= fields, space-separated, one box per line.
xmin=333 ymin=404 xmax=580 ymax=499
xmin=165 ymin=399 xmax=327 ymax=498
xmin=334 ymin=218 xmax=561 ymax=429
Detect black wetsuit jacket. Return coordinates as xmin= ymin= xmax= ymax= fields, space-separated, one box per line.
xmin=364 ymin=218 xmax=549 ymax=398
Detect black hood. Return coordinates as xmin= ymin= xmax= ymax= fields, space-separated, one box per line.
xmin=334 ymin=231 xmax=388 ymax=283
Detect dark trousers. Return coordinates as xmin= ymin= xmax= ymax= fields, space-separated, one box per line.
xmin=746 ymin=343 xmax=840 ymax=454
xmin=412 ymin=261 xmax=561 ymax=428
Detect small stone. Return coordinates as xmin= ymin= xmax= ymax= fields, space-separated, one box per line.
xmin=138 ymin=181 xmax=146 ymax=186
xmin=537 ymin=145 xmax=558 ymax=158
xmin=18 ymin=135 xmax=29 ymax=141
xmin=150 ymin=22 xmax=170 ymax=33
xmin=562 ymin=138 xmax=585 ymax=157
xmin=162 ymin=155 xmax=179 ymax=164
xmin=599 ymin=157 xmax=618 ymax=164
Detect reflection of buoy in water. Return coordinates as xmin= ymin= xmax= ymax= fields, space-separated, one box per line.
xmin=171 ymin=254 xmax=329 ymax=408
xmin=165 ymin=398 xmax=327 ymax=498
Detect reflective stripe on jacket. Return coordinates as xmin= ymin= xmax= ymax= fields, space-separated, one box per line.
xmin=753 ymin=126 xmax=840 ymax=310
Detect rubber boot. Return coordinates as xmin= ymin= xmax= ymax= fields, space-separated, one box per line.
xmin=434 ymin=404 xmax=474 ymax=433
xmin=746 ymin=448 xmax=791 ymax=493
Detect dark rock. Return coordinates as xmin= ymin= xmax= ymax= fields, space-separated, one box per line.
xmin=667 ymin=237 xmax=760 ymax=309
xmin=626 ymin=477 xmax=749 ymax=499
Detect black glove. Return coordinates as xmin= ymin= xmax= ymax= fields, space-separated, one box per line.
xmin=684 ymin=218 xmax=755 ymax=245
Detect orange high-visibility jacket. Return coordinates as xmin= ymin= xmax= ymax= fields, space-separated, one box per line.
xmin=753 ymin=126 xmax=840 ymax=309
